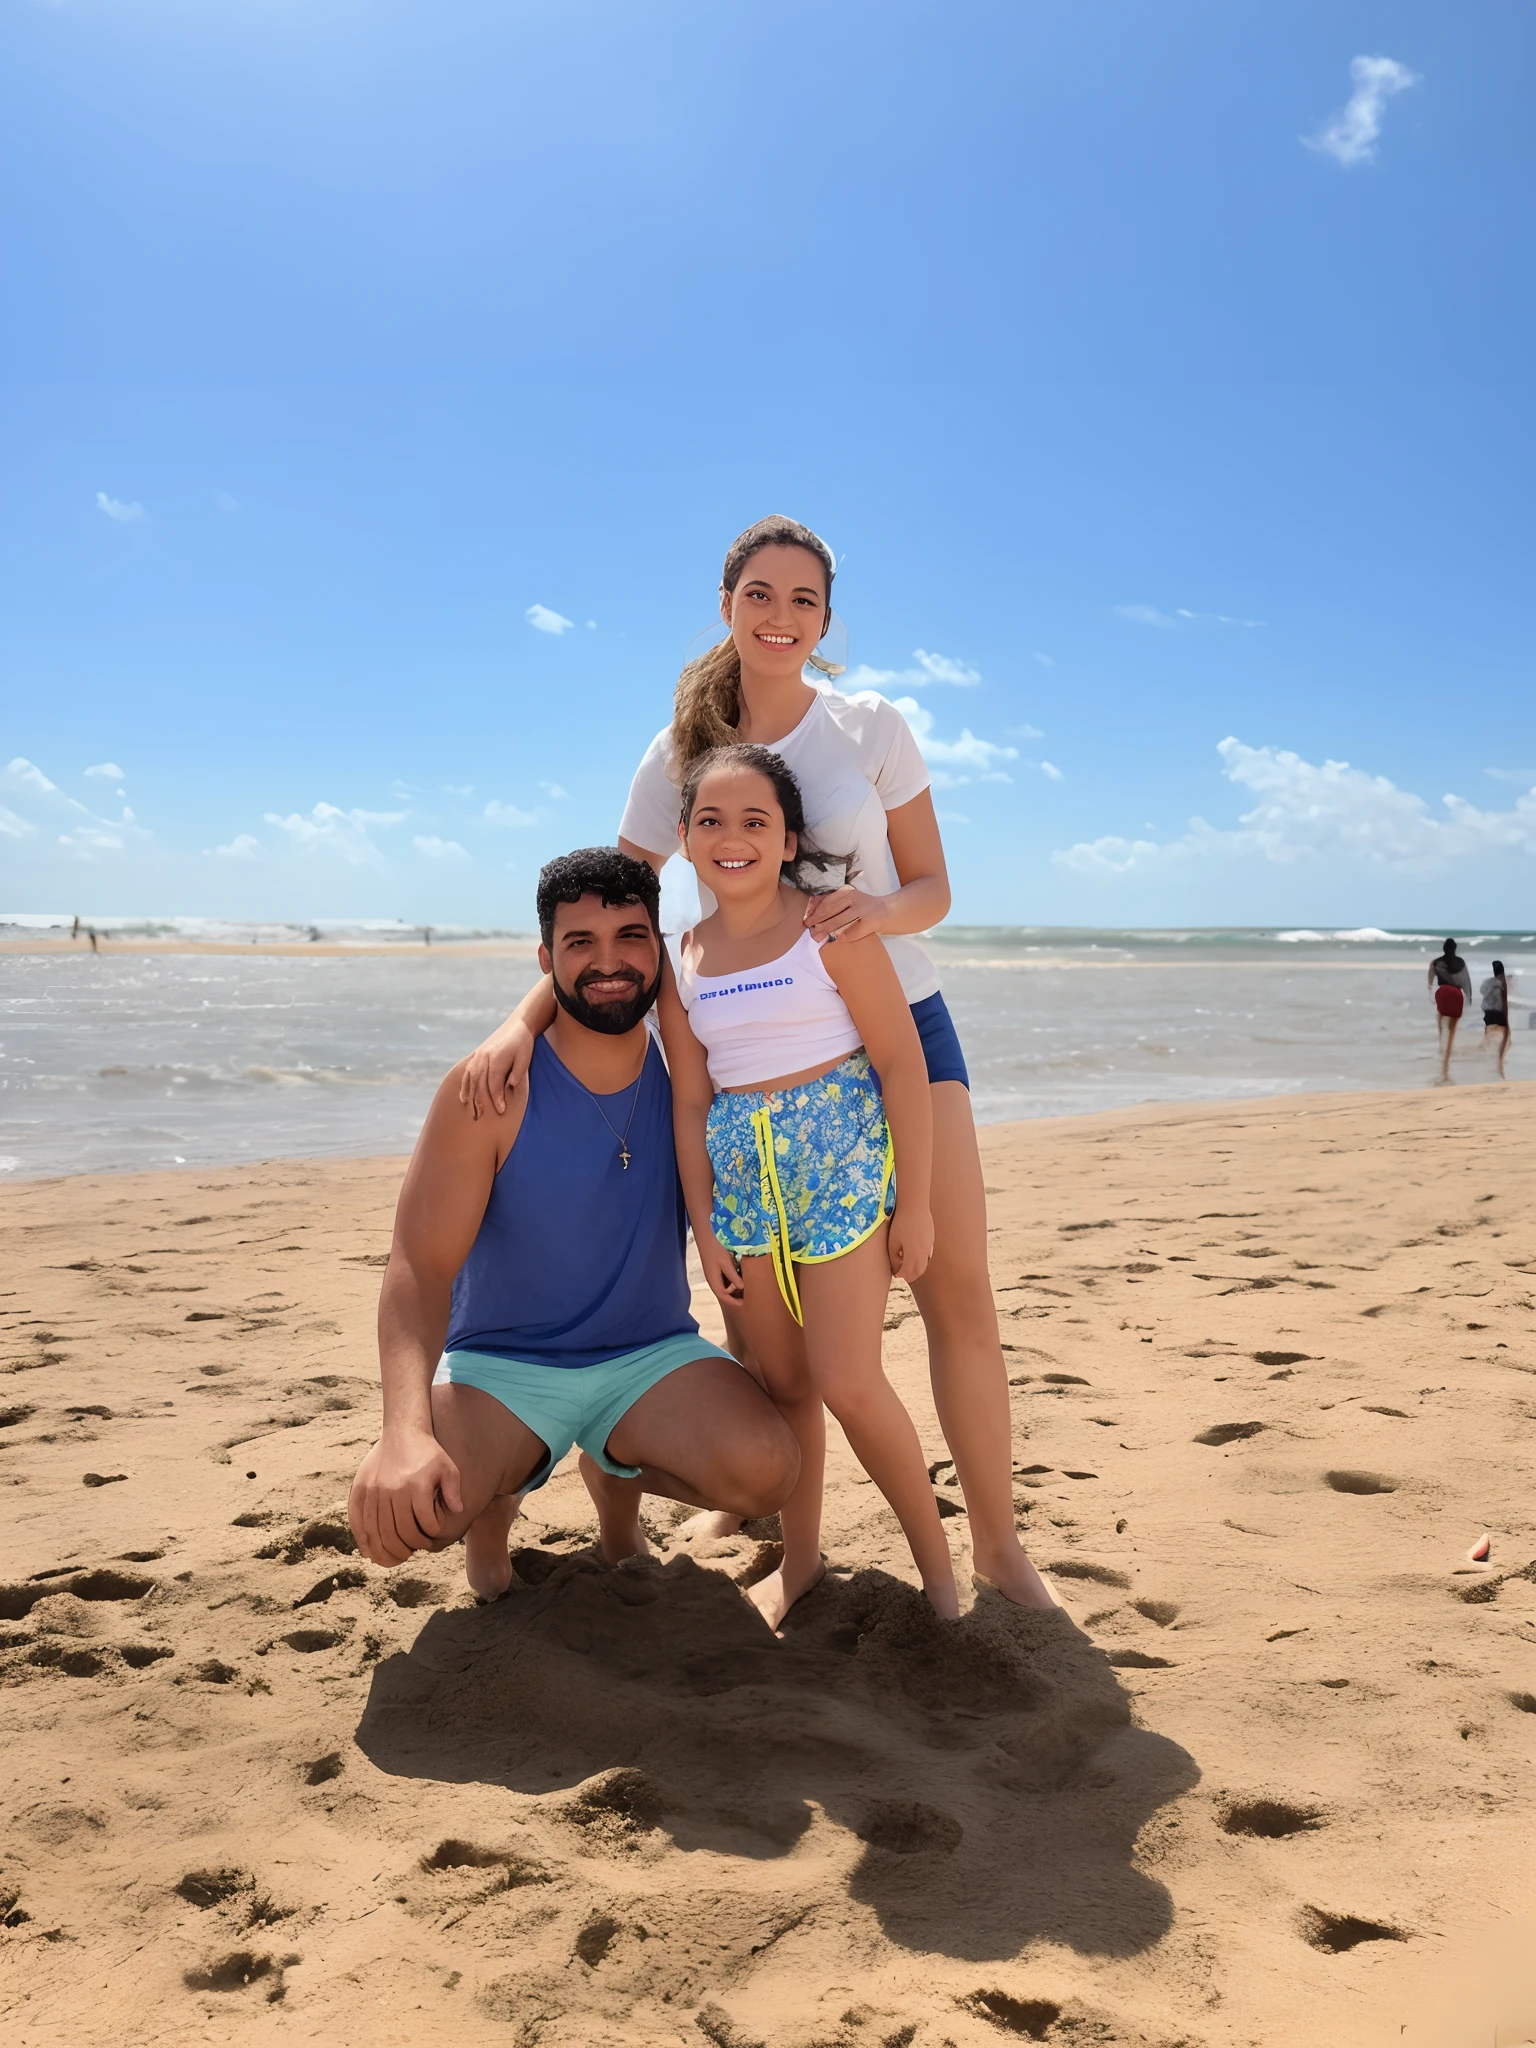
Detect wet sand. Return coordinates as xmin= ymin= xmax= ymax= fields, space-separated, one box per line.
xmin=2 ymin=1082 xmax=1534 ymax=2046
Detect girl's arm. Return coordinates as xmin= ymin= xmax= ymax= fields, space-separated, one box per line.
xmin=821 ymin=938 xmax=934 ymax=1281
xmin=802 ymin=790 xmax=951 ymax=944
xmin=461 ymin=834 xmax=676 ymax=1118
xmin=459 ymin=974 xmax=556 ymax=1118
xmin=655 ymin=953 xmax=743 ymax=1305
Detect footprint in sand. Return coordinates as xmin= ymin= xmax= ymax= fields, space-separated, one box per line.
xmin=1220 ymin=1798 xmax=1323 ymax=1839
xmin=1298 ymin=1907 xmax=1405 ymax=1954
xmin=176 ymin=1868 xmax=250 ymax=1909
xmin=1194 ymin=1421 xmax=1266 ymax=1446
xmin=574 ymin=1913 xmax=622 ymax=1966
xmin=293 ymin=1568 xmax=367 ymax=1609
xmin=302 ymin=1752 xmax=344 ymax=1785
xmin=1323 ymin=1470 xmax=1397 ymax=1495
xmin=1131 ymin=1599 xmax=1179 ymax=1627
xmin=961 ymin=1990 xmax=1060 ymax=2037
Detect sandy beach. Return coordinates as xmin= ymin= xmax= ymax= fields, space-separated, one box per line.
xmin=2 ymin=1082 xmax=1534 ymax=2046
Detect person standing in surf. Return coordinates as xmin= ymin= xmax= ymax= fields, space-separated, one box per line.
xmin=463 ymin=515 xmax=1054 ymax=1610
xmin=1429 ymin=938 xmax=1473 ymax=1084
xmin=1480 ymin=958 xmax=1511 ymax=1080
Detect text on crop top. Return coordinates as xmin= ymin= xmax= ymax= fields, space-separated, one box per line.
xmin=674 ymin=926 xmax=864 ymax=1090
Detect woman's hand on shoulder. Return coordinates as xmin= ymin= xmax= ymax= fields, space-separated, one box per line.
xmin=803 ymin=885 xmax=888 ymax=946
xmin=697 ymin=1230 xmax=746 ymax=1305
xmin=459 ymin=1016 xmax=536 ymax=1120
xmin=887 ymin=1206 xmax=934 ymax=1283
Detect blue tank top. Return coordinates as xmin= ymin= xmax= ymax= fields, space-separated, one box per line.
xmin=444 ymin=1035 xmax=698 ymax=1369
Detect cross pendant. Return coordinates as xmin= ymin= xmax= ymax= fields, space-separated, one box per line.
xmin=619 ymin=1145 xmax=631 ymax=1170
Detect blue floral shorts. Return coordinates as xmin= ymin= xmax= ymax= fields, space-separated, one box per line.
xmin=706 ymin=1052 xmax=896 ymax=1323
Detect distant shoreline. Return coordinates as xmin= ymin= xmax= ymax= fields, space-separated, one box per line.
xmin=0 ymin=935 xmax=541 ymax=958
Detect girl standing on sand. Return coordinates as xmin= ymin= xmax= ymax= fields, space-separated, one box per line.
xmin=658 ymin=743 xmax=955 ymax=1626
xmin=464 ymin=514 xmax=1055 ymax=1610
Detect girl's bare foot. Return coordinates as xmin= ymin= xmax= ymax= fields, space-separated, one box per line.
xmin=678 ymin=1508 xmax=746 ymax=1540
xmin=746 ymin=1555 xmax=826 ymax=1632
xmin=464 ymin=1494 xmax=521 ymax=1601
xmin=970 ymin=1542 xmax=1060 ymax=1610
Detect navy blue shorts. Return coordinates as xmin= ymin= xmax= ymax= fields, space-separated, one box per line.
xmin=910 ymin=991 xmax=969 ymax=1089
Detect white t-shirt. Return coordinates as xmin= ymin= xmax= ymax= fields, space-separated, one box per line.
xmin=619 ymin=686 xmax=942 ymax=1005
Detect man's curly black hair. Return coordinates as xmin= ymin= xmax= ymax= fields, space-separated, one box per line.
xmin=535 ymin=847 xmax=662 ymax=951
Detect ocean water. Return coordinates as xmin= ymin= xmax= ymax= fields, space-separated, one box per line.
xmin=0 ymin=924 xmax=1530 ymax=1180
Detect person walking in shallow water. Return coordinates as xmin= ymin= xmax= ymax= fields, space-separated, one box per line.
xmin=1480 ymin=959 xmax=1511 ymax=1080
xmin=1428 ymin=938 xmax=1472 ymax=1083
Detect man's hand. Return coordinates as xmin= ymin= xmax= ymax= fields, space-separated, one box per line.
xmin=348 ymin=1427 xmax=464 ymax=1566
xmin=887 ymin=1205 xmax=934 ymax=1283
xmin=802 ymin=885 xmax=887 ymax=946
xmin=697 ymin=1230 xmax=746 ymax=1306
xmin=459 ymin=1017 xmax=536 ymax=1120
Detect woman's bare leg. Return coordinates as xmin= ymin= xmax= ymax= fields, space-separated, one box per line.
xmin=798 ymin=1230 xmax=958 ymax=1617
xmin=1441 ymin=1014 xmax=1459 ymax=1082
xmin=726 ymin=1260 xmax=828 ymax=1629
xmin=910 ymin=1082 xmax=1055 ymax=1608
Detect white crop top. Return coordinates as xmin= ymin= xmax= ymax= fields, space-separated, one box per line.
xmin=673 ymin=927 xmax=864 ymax=1090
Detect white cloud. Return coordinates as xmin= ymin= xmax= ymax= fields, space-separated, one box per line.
xmin=95 ymin=491 xmax=144 ymax=524
xmin=1304 ymin=55 xmax=1419 ymax=169
xmin=414 ymin=834 xmax=469 ymax=860
xmin=85 ymin=762 xmax=124 ymax=781
xmin=208 ymin=833 xmax=260 ymax=860
xmin=1054 ymin=737 xmax=1536 ymax=877
xmin=1114 ymin=604 xmax=1176 ymax=628
xmin=1485 ymin=768 xmax=1536 ymax=786
xmin=893 ymin=698 xmax=1019 ymax=786
xmin=483 ymin=799 xmax=538 ymax=828
xmin=442 ymin=783 xmax=475 ymax=797
xmin=1008 ymin=723 xmax=1045 ymax=740
xmin=526 ymin=603 xmax=575 ymax=636
xmin=586 ymin=620 xmax=597 ymax=631
xmin=59 ymin=823 xmax=124 ymax=855
xmin=264 ymin=802 xmax=407 ymax=869
xmin=1040 ymin=761 xmax=1065 ymax=782
xmin=0 ymin=806 xmax=33 ymax=839
xmin=539 ymin=781 xmax=570 ymax=801
xmin=936 ymin=810 xmax=971 ymax=826
xmin=844 ymin=648 xmax=982 ymax=692
xmin=3 ymin=755 xmax=150 ymax=861
xmin=5 ymin=758 xmax=59 ymax=796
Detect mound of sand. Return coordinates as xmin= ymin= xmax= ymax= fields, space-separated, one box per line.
xmin=2 ymin=1083 xmax=1534 ymax=2045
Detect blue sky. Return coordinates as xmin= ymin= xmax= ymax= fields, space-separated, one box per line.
xmin=2 ymin=0 xmax=1533 ymax=928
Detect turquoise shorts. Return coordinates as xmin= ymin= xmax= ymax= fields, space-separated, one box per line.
xmin=706 ymin=1050 xmax=895 ymax=1325
xmin=433 ymin=1332 xmax=733 ymax=1493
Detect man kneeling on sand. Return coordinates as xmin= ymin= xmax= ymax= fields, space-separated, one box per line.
xmin=348 ymin=848 xmax=799 ymax=1597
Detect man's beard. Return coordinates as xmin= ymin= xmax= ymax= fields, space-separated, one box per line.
xmin=551 ymin=961 xmax=662 ymax=1036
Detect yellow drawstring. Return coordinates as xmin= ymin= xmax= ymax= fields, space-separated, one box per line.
xmin=750 ymin=1103 xmax=803 ymax=1325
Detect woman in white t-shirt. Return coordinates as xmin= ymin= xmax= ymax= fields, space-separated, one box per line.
xmin=463 ymin=515 xmax=1055 ymax=1609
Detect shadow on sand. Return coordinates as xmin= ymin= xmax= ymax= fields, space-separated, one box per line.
xmin=355 ymin=1546 xmax=1198 ymax=1965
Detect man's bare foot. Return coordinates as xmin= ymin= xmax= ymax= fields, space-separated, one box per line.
xmin=464 ymin=1494 xmax=521 ymax=1601
xmin=578 ymin=1451 xmax=652 ymax=1565
xmin=677 ymin=1508 xmax=746 ymax=1540
xmin=746 ymin=1554 xmax=826 ymax=1632
xmin=970 ymin=1544 xmax=1059 ymax=1610
xmin=924 ymin=1576 xmax=961 ymax=1621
